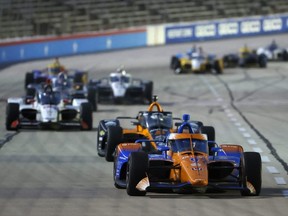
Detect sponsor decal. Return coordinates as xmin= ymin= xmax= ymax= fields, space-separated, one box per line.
xmin=263 ymin=18 xmax=282 ymax=32
xmin=240 ymin=20 xmax=261 ymax=34
xmin=218 ymin=22 xmax=239 ymax=36
xmin=195 ymin=24 xmax=216 ymax=37
xmin=167 ymin=27 xmax=193 ymax=39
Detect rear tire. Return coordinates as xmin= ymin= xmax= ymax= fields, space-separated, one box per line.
xmin=144 ymin=81 xmax=153 ymax=104
xmin=105 ymin=125 xmax=123 ymax=162
xmin=126 ymin=152 xmax=148 ymax=196
xmin=80 ymin=102 xmax=93 ymax=130
xmin=258 ymin=54 xmax=267 ymax=68
xmin=201 ymin=126 xmax=215 ymax=141
xmin=201 ymin=126 xmax=216 ymax=155
xmin=25 ymin=72 xmax=34 ymax=89
xmin=214 ymin=60 xmax=223 ymax=74
xmin=241 ymin=152 xmax=262 ymax=196
xmin=87 ymin=87 xmax=97 ymax=111
xmin=6 ymin=103 xmax=19 ymax=131
xmin=97 ymin=124 xmax=105 ymax=157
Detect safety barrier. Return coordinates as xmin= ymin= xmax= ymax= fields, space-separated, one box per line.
xmin=1 ymin=14 xmax=288 ymax=65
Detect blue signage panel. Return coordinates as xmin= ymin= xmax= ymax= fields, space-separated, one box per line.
xmin=165 ymin=14 xmax=288 ymax=44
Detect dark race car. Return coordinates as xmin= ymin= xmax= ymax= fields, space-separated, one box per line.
xmin=223 ymin=45 xmax=267 ymax=68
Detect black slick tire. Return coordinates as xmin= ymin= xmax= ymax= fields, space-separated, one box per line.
xmin=126 ymin=151 xmax=148 ymax=196
xmin=241 ymin=152 xmax=262 ymax=196
xmin=105 ymin=125 xmax=123 ymax=162
xmin=80 ymin=102 xmax=93 ymax=130
xmin=6 ymin=103 xmax=19 ymax=131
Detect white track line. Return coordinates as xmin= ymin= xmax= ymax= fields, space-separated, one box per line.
xmin=274 ymin=177 xmax=287 ymax=185
xmin=266 ymin=166 xmax=280 ymax=174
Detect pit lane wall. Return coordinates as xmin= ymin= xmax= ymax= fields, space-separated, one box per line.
xmin=1 ymin=14 xmax=288 ymax=65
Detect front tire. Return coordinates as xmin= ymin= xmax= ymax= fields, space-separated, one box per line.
xmin=241 ymin=152 xmax=262 ymax=196
xmin=80 ymin=102 xmax=93 ymax=130
xmin=6 ymin=103 xmax=19 ymax=130
xmin=105 ymin=125 xmax=123 ymax=162
xmin=87 ymin=87 xmax=97 ymax=111
xmin=126 ymin=152 xmax=149 ymax=196
xmin=97 ymin=123 xmax=105 ymax=157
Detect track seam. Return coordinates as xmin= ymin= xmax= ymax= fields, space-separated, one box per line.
xmin=216 ymin=75 xmax=288 ymax=175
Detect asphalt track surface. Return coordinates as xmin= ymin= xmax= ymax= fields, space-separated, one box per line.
xmin=0 ymin=34 xmax=288 ymax=216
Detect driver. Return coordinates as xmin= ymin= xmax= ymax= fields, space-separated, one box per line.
xmin=47 ymin=57 xmax=66 ymax=75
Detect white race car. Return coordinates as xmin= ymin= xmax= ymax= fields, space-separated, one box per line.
xmin=6 ymin=85 xmax=93 ymax=130
xmin=256 ymin=41 xmax=288 ymax=61
xmin=93 ymin=68 xmax=153 ymax=104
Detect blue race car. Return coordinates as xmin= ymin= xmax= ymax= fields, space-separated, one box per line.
xmin=113 ymin=114 xmax=262 ymax=196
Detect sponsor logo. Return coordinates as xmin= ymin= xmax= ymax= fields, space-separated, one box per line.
xmin=218 ymin=22 xmax=239 ymax=36
xmin=167 ymin=27 xmax=193 ymax=39
xmin=241 ymin=20 xmax=261 ymax=34
xmin=195 ymin=24 xmax=216 ymax=37
xmin=263 ymin=18 xmax=282 ymax=31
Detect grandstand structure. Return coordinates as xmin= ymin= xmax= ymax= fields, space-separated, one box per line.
xmin=0 ymin=0 xmax=286 ymax=39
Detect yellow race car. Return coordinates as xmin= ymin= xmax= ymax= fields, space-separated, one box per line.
xmin=170 ymin=49 xmax=224 ymax=74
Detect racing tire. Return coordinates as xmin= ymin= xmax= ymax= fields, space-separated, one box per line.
xmin=126 ymin=152 xmax=148 ymax=196
xmin=241 ymin=152 xmax=262 ymax=196
xmin=214 ymin=60 xmax=223 ymax=74
xmin=105 ymin=125 xmax=123 ymax=162
xmin=170 ymin=56 xmax=179 ymax=69
xmin=201 ymin=126 xmax=216 ymax=155
xmin=25 ymin=72 xmax=34 ymax=89
xmin=144 ymin=81 xmax=153 ymax=104
xmin=6 ymin=103 xmax=19 ymax=131
xmin=80 ymin=102 xmax=93 ymax=130
xmin=97 ymin=125 xmax=105 ymax=157
xmin=283 ymin=50 xmax=288 ymax=61
xmin=258 ymin=54 xmax=267 ymax=68
xmin=201 ymin=126 xmax=215 ymax=141
xmin=87 ymin=87 xmax=97 ymax=111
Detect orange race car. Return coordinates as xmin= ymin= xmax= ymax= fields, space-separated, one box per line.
xmin=113 ymin=114 xmax=262 ymax=196
xmin=97 ymin=96 xmax=191 ymax=161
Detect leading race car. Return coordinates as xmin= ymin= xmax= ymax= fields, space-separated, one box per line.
xmin=113 ymin=114 xmax=262 ymax=197
xmin=223 ymin=45 xmax=267 ymax=68
xmin=91 ymin=68 xmax=153 ymax=104
xmin=256 ymin=40 xmax=288 ymax=61
xmin=170 ymin=47 xmax=224 ymax=74
xmin=97 ymin=96 xmax=186 ymax=162
xmin=6 ymin=83 xmax=93 ymax=130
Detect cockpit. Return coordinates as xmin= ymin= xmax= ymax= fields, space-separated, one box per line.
xmin=168 ymin=138 xmax=208 ymax=154
xmin=39 ymin=91 xmax=61 ymax=105
xmin=138 ymin=111 xmax=173 ymax=130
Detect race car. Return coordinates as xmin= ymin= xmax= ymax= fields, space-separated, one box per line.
xmin=223 ymin=45 xmax=267 ymax=68
xmin=91 ymin=68 xmax=153 ymax=104
xmin=113 ymin=114 xmax=262 ymax=197
xmin=97 ymin=96 xmax=184 ymax=162
xmin=170 ymin=47 xmax=224 ymax=74
xmin=256 ymin=40 xmax=288 ymax=61
xmin=6 ymin=83 xmax=93 ymax=130
xmin=25 ymin=70 xmax=98 ymax=111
